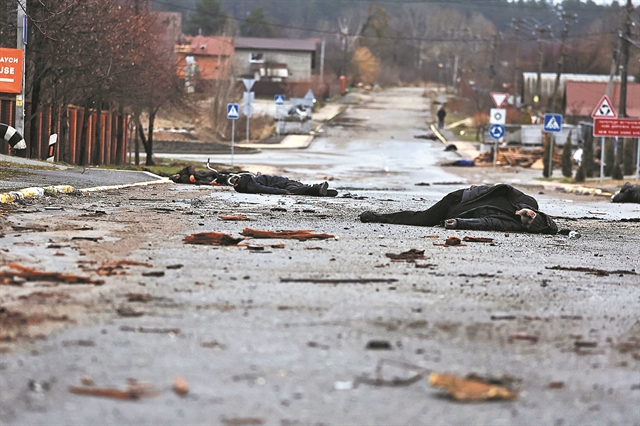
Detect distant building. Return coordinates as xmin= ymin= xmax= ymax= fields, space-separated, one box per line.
xmin=522 ymin=72 xmax=635 ymax=106
xmin=565 ymin=81 xmax=640 ymax=119
xmin=232 ymin=37 xmax=318 ymax=82
xmin=175 ymin=36 xmax=234 ymax=91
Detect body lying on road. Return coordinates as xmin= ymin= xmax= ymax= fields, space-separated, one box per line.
xmin=360 ymin=184 xmax=558 ymax=234
xmin=612 ymin=182 xmax=640 ymax=204
xmin=230 ymin=174 xmax=337 ymax=197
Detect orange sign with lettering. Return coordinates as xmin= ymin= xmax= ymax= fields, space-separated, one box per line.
xmin=0 ymin=48 xmax=24 ymax=94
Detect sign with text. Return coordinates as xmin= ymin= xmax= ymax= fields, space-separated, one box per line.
xmin=0 ymin=48 xmax=24 ymax=94
xmin=593 ymin=118 xmax=640 ymax=138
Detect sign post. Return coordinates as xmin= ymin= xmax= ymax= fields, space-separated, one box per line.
xmin=242 ymin=88 xmax=255 ymax=144
xmin=489 ymin=124 xmax=505 ymax=169
xmin=543 ymin=113 xmax=563 ymax=178
xmin=592 ymin=95 xmax=619 ymax=183
xmin=16 ymin=2 xmax=26 ymax=140
xmin=227 ymin=103 xmax=239 ymax=165
xmin=489 ymin=107 xmax=506 ymax=170
xmin=274 ymin=94 xmax=285 ymax=136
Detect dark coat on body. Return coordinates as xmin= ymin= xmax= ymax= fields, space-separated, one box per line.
xmin=451 ymin=184 xmax=558 ymax=234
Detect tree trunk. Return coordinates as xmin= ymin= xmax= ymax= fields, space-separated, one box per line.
xmin=145 ymin=110 xmax=156 ymax=166
xmin=92 ymin=99 xmax=103 ymax=165
xmin=79 ymin=98 xmax=93 ymax=166
xmin=115 ymin=105 xmax=124 ymax=166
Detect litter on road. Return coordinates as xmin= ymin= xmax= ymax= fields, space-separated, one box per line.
xmin=428 ymin=372 xmax=517 ymax=401
xmin=240 ymin=228 xmax=336 ymax=240
xmin=1 ymin=264 xmax=104 ymax=285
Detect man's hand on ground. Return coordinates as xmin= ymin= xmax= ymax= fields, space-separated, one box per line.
xmin=444 ymin=219 xmax=457 ymax=229
xmin=516 ymin=209 xmax=537 ymax=227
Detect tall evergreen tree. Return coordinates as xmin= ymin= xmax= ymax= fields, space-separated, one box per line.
xmin=240 ymin=7 xmax=273 ymax=38
xmin=604 ymin=138 xmax=615 ymax=177
xmin=185 ymin=0 xmax=227 ymax=36
xmin=561 ymin=130 xmax=573 ymax=178
xmin=623 ymin=138 xmax=635 ymax=176
xmin=583 ymin=133 xmax=595 ymax=178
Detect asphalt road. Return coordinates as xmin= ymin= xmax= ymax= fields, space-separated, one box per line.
xmin=1 ymin=87 xmax=639 ymax=426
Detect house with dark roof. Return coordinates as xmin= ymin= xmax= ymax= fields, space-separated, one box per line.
xmin=231 ymin=37 xmax=318 ymax=82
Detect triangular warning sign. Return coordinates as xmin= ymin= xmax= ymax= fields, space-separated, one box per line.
xmin=490 ymin=92 xmax=508 ymax=108
xmin=592 ymin=95 xmax=617 ymax=118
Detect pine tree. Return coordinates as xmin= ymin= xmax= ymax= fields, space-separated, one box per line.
xmin=561 ymin=130 xmax=573 ymax=178
xmin=583 ymin=132 xmax=595 ymax=178
xmin=623 ymin=138 xmax=635 ymax=176
xmin=575 ymin=164 xmax=586 ymax=183
xmin=612 ymin=163 xmax=623 ymax=180
xmin=240 ymin=7 xmax=274 ymax=38
xmin=604 ymin=138 xmax=615 ymax=177
xmin=185 ymin=0 xmax=227 ymax=36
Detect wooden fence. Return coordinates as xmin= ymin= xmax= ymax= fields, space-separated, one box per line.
xmin=0 ymin=98 xmax=129 ymax=165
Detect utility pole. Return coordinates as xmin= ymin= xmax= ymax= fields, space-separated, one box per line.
xmin=550 ymin=12 xmax=577 ymax=113
xmin=511 ymin=19 xmax=524 ymax=104
xmin=535 ymin=27 xmax=549 ymax=105
xmin=489 ymin=33 xmax=500 ymax=91
xmin=320 ymin=38 xmax=325 ymax=84
xmin=15 ymin=0 xmax=26 ymax=138
xmin=618 ymin=0 xmax=633 ymax=118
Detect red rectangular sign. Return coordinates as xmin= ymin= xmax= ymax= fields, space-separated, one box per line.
xmin=0 ymin=47 xmax=23 ymax=94
xmin=593 ymin=118 xmax=640 ymax=138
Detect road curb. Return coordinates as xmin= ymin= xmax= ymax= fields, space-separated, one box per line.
xmin=0 ymin=178 xmax=172 ymax=204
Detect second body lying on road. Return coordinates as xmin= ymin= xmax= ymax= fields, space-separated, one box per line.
xmin=360 ymin=184 xmax=557 ymax=234
xmin=231 ymin=174 xmax=337 ymax=197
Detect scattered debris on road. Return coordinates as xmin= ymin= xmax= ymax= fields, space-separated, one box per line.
xmin=68 ymin=379 xmax=160 ymax=400
xmin=385 ymin=248 xmax=426 ymax=262
xmin=365 ymin=340 xmax=392 ymax=350
xmin=546 ymin=265 xmax=637 ymax=276
xmin=428 ymin=372 xmax=517 ymax=401
xmin=280 ymin=278 xmax=398 ymax=285
xmin=241 ymin=228 xmax=336 ymax=240
xmin=219 ymin=214 xmax=251 ymax=221
xmin=463 ymin=236 xmax=494 ymax=243
xmin=173 ymin=376 xmax=189 ymax=396
xmin=183 ymin=232 xmax=244 ymax=246
xmin=1 ymin=264 xmax=104 ymax=285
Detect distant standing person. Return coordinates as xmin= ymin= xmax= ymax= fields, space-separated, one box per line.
xmin=437 ymin=107 xmax=447 ymax=129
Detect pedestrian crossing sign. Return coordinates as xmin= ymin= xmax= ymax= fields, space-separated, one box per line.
xmin=543 ymin=113 xmax=563 ymax=133
xmin=591 ymin=95 xmax=617 ymax=118
xmin=227 ymin=103 xmax=239 ymax=120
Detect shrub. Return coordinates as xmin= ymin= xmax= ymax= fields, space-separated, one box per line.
xmin=561 ymin=130 xmax=573 ymax=178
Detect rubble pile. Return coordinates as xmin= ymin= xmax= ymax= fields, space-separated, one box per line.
xmin=474 ymin=147 xmax=562 ymax=168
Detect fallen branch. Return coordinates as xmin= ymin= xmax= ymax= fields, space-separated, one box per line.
xmin=385 ymin=249 xmax=426 ymax=262
xmin=546 ymin=265 xmax=637 ymax=277
xmin=280 ymin=278 xmax=398 ymax=284
xmin=219 ymin=214 xmax=251 ymax=221
xmin=183 ymin=232 xmax=244 ymax=246
xmin=241 ymin=228 xmax=336 ymax=241
xmin=2 ymin=264 xmax=104 ymax=286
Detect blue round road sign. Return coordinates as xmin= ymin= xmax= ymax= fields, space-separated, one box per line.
xmin=489 ymin=124 xmax=505 ymax=140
